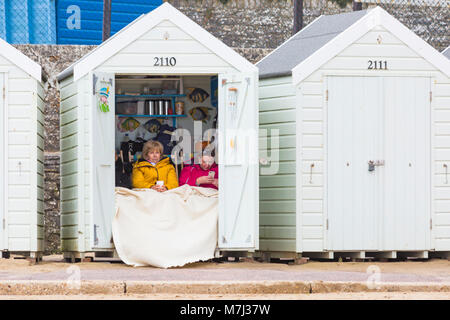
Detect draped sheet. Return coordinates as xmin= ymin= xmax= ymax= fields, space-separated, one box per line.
xmin=113 ymin=185 xmax=218 ymax=268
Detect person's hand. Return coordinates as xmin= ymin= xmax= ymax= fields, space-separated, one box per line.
xmin=150 ymin=185 xmax=161 ymax=191
xmin=158 ymin=185 xmax=168 ymax=192
xmin=197 ymin=176 xmax=214 ymax=185
xmin=212 ymin=179 xmax=218 ymax=188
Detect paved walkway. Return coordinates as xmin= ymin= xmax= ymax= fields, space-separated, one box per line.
xmin=1 ymin=266 xmax=450 ymax=283
xmin=0 ymin=255 xmax=449 ymax=285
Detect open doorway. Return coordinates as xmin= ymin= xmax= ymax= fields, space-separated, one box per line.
xmin=113 ymin=74 xmax=219 ymax=190
xmin=91 ymin=71 xmax=257 ymax=253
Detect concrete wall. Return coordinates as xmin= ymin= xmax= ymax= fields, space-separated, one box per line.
xmin=168 ymin=0 xmax=351 ymax=50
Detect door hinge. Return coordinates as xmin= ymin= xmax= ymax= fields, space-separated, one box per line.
xmin=430 ymin=92 xmax=432 ymax=103
xmin=325 ymin=90 xmax=329 ymax=101
xmin=326 ymin=219 xmax=329 ymax=230
xmin=93 ymin=224 xmax=99 ymax=245
xmin=430 ymin=219 xmax=432 ymax=230
xmin=2 ymin=86 xmax=5 ymax=100
xmin=92 ymin=74 xmax=98 ymax=95
xmin=2 ymin=218 xmax=5 ymax=230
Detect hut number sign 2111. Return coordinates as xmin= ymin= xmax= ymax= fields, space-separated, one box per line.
xmin=154 ymin=57 xmax=177 ymax=66
xmin=368 ymin=60 xmax=388 ymax=70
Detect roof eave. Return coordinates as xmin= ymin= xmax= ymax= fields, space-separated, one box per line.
xmin=0 ymin=39 xmax=42 ymax=82
xmin=57 ymin=66 xmax=74 ymax=82
xmin=259 ymin=71 xmax=292 ymax=80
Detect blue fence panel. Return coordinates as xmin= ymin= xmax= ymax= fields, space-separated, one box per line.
xmin=56 ymin=0 xmax=162 ymax=45
xmin=29 ymin=0 xmax=57 ymax=44
xmin=0 ymin=0 xmax=56 ymax=44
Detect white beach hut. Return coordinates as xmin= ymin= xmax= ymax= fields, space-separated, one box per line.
xmin=257 ymin=7 xmax=450 ymax=259
xmin=0 ymin=39 xmax=45 ymax=260
xmin=57 ymin=3 xmax=259 ymax=261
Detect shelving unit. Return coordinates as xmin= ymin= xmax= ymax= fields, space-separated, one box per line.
xmin=115 ymin=94 xmax=186 ymax=99
xmin=116 ymin=94 xmax=187 ymax=126
xmin=116 ymin=114 xmax=187 ymax=126
xmin=115 ymin=76 xmax=187 ymax=127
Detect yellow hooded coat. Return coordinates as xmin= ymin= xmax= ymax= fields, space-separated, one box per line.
xmin=131 ymin=157 xmax=179 ymax=190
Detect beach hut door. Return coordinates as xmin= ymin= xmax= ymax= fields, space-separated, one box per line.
xmin=218 ymin=73 xmax=257 ymax=250
xmin=91 ymin=72 xmax=115 ymax=249
xmin=327 ymin=76 xmax=431 ymax=251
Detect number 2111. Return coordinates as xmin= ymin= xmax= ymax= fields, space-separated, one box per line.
xmin=368 ymin=60 xmax=387 ymax=70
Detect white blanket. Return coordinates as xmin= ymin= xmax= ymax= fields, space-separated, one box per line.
xmin=112 ymin=185 xmax=218 ymax=268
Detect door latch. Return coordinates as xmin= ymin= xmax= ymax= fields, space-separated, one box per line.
xmin=368 ymin=160 xmax=384 ymax=171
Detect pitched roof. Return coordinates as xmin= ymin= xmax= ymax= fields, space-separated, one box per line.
xmin=444 ymin=46 xmax=450 ymax=59
xmin=257 ymin=10 xmax=369 ymax=79
xmin=58 ymin=2 xmax=256 ymax=82
xmin=258 ymin=7 xmax=450 ymax=84
xmin=0 ymin=38 xmax=41 ymax=81
xmin=291 ymin=7 xmax=450 ymax=84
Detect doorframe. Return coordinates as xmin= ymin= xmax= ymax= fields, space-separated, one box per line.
xmin=323 ymin=72 xmax=435 ymax=251
xmin=1 ymin=72 xmax=8 ymax=251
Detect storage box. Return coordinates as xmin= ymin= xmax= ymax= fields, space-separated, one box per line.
xmin=116 ymin=101 xmax=137 ymax=114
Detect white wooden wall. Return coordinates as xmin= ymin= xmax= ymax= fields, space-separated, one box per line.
xmin=259 ymin=76 xmax=297 ymax=252
xmin=60 ymin=75 xmax=80 ymax=252
xmin=297 ymin=25 xmax=450 ymax=252
xmin=60 ymin=74 xmax=92 ymax=253
xmin=3 ymin=55 xmax=43 ymax=252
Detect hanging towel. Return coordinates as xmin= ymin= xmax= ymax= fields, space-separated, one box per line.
xmin=113 ymin=184 xmax=218 ymax=268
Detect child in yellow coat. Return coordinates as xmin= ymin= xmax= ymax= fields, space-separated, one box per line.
xmin=131 ymin=140 xmax=178 ymax=191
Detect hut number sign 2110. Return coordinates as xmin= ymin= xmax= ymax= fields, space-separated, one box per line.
xmin=368 ymin=60 xmax=388 ymax=70
xmin=154 ymin=57 xmax=177 ymax=66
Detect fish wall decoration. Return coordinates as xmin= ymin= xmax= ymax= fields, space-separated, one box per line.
xmin=189 ymin=106 xmax=216 ymax=123
xmin=186 ymin=87 xmax=209 ymax=103
xmin=117 ymin=117 xmax=140 ymax=132
xmin=143 ymin=119 xmax=162 ymax=133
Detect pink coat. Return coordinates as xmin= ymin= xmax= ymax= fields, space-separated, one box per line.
xmin=179 ymin=163 xmax=219 ymax=190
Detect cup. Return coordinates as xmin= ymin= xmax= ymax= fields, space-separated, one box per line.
xmin=156 ymin=180 xmax=164 ymax=186
xmin=175 ymin=101 xmax=184 ymax=115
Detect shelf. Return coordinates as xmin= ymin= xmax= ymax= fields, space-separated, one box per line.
xmin=115 ymin=77 xmax=183 ymax=81
xmin=116 ymin=94 xmax=186 ymax=99
xmin=116 ymin=114 xmax=187 ymax=118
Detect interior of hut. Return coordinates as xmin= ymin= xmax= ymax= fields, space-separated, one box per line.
xmin=113 ymin=74 xmax=219 ymax=189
